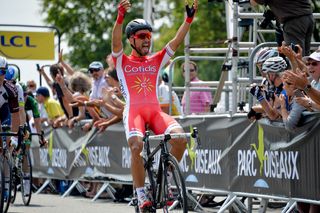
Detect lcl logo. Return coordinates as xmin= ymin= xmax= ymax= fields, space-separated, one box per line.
xmin=0 ymin=35 xmax=36 ymax=48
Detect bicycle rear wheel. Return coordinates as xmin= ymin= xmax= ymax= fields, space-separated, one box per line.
xmin=161 ymin=155 xmax=188 ymax=213
xmin=20 ymin=151 xmax=32 ymax=206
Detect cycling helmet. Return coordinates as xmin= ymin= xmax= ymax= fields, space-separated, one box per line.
xmin=254 ymin=48 xmax=279 ymax=64
xmin=262 ymin=56 xmax=287 ymax=73
xmin=5 ymin=65 xmax=19 ymax=81
xmin=0 ymin=56 xmax=8 ymax=69
xmin=125 ymin=19 xmax=152 ymax=39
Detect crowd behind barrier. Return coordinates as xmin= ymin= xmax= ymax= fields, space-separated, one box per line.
xmin=30 ymin=113 xmax=320 ymax=207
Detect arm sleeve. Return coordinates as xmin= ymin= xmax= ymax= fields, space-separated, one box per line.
xmin=28 ymin=96 xmax=41 ymax=118
xmin=4 ymin=81 xmax=19 ymax=113
xmin=283 ymin=101 xmax=305 ymax=132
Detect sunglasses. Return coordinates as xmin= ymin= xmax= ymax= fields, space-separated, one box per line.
xmin=0 ymin=68 xmax=7 ymax=76
xmin=89 ymin=68 xmax=101 ymax=73
xmin=285 ymin=81 xmax=292 ymax=86
xmin=133 ymin=32 xmax=152 ymax=40
xmin=182 ymin=69 xmax=196 ymax=73
xmin=306 ymin=61 xmax=319 ymax=66
xmin=27 ymin=84 xmax=36 ymax=88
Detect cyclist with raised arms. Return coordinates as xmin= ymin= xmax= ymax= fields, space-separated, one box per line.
xmin=112 ymin=0 xmax=198 ymax=211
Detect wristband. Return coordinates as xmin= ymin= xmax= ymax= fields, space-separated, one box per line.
xmin=186 ymin=17 xmax=194 ymax=24
xmin=303 ymin=84 xmax=311 ymax=93
xmin=116 ymin=4 xmax=126 ymax=24
xmin=185 ymin=4 xmax=196 ymax=24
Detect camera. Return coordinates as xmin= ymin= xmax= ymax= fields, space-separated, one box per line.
xmin=290 ymin=43 xmax=299 ymax=53
xmin=260 ymin=10 xmax=276 ymax=29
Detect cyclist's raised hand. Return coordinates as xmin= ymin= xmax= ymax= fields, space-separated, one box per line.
xmin=117 ymin=0 xmax=131 ymax=24
xmin=185 ymin=0 xmax=198 ymax=24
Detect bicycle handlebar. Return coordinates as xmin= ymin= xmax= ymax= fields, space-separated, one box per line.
xmin=147 ymin=127 xmax=200 ymax=147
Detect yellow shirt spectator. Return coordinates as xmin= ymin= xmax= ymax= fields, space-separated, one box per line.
xmin=43 ymin=98 xmax=64 ymax=119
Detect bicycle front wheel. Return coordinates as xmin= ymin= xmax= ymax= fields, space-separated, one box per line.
xmin=161 ymin=155 xmax=188 ymax=213
xmin=3 ymin=155 xmax=12 ymax=213
xmin=20 ymin=151 xmax=32 ymax=206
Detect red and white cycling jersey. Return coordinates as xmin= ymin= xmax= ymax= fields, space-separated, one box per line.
xmin=113 ymin=45 xmax=182 ymax=139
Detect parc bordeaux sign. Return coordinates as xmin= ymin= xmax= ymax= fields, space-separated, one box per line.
xmin=0 ymin=31 xmax=54 ymax=60
xmin=30 ymin=114 xmax=320 ymax=201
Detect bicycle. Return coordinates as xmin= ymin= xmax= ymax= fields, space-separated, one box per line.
xmin=132 ymin=127 xmax=199 ymax=213
xmin=10 ymin=131 xmax=44 ymax=206
xmin=0 ymin=125 xmax=24 ymax=213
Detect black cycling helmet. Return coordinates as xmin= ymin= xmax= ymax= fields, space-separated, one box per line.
xmin=125 ymin=19 xmax=152 ymax=39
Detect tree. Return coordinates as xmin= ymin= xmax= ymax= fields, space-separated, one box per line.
xmin=41 ymin=0 xmax=227 ymax=82
xmin=41 ymin=0 xmax=145 ymax=68
xmin=153 ymin=0 xmax=227 ymax=86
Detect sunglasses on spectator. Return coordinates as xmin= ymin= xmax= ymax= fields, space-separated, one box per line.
xmin=0 ymin=68 xmax=7 ymax=76
xmin=285 ymin=81 xmax=292 ymax=86
xmin=133 ymin=32 xmax=152 ymax=40
xmin=27 ymin=84 xmax=36 ymax=88
xmin=306 ymin=61 xmax=319 ymax=66
xmin=89 ymin=68 xmax=101 ymax=73
xmin=182 ymin=68 xmax=196 ymax=73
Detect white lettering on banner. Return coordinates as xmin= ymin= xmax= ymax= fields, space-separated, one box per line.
xmin=39 ymin=148 xmax=49 ymax=167
xmin=264 ymin=151 xmax=299 ymax=180
xmin=122 ymin=147 xmax=131 ymax=168
xmin=73 ymin=148 xmax=87 ymax=167
xmin=237 ymin=150 xmax=299 ymax=180
xmin=195 ymin=149 xmax=222 ymax=175
xmin=124 ymin=65 xmax=156 ymax=73
xmin=179 ymin=151 xmax=189 ymax=172
xmin=88 ymin=146 xmax=111 ymax=167
xmin=52 ymin=149 xmax=67 ymax=168
xmin=237 ymin=150 xmax=257 ymax=176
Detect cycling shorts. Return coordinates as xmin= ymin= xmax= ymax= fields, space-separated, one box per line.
xmin=0 ymin=103 xmax=11 ymax=128
xmin=123 ymin=103 xmax=182 ymax=140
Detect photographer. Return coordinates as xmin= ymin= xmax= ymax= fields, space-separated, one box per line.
xmin=250 ymin=0 xmax=314 ymax=56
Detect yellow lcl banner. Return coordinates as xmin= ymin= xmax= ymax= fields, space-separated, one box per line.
xmin=0 ymin=31 xmax=55 ymax=60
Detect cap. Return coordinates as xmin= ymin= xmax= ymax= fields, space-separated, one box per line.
xmin=303 ymin=48 xmax=320 ymax=62
xmin=36 ymin=86 xmax=50 ymax=97
xmin=89 ymin=61 xmax=104 ymax=70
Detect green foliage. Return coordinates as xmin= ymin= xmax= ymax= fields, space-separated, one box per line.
xmin=41 ymin=0 xmax=228 ymax=81
xmin=41 ymin=0 xmax=145 ymax=68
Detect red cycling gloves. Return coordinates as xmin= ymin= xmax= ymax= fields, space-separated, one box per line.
xmin=185 ymin=3 xmax=196 ymax=24
xmin=117 ymin=3 xmax=126 ymax=24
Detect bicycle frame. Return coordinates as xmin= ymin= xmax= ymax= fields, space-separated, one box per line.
xmin=140 ymin=127 xmax=199 ymax=211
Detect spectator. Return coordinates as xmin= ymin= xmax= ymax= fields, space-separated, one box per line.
xmin=181 ymin=61 xmax=212 ymax=114
xmin=283 ymin=49 xmax=320 ymax=106
xmin=158 ymin=72 xmax=182 ymax=116
xmin=66 ymin=72 xmax=93 ymax=128
xmin=254 ymin=48 xmax=279 ymax=88
xmin=82 ymin=61 xmax=111 ymax=131
xmin=250 ymin=0 xmax=314 ymax=56
xmin=35 ymin=86 xmax=65 ymax=128
xmin=26 ymin=80 xmax=37 ymax=97
xmin=276 ymin=81 xmax=306 ymax=132
xmin=38 ymin=64 xmax=73 ymax=120
xmin=249 ymin=56 xmax=287 ymax=121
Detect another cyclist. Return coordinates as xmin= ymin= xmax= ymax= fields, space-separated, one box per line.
xmin=0 ymin=56 xmax=20 ymax=147
xmin=112 ymin=0 xmax=198 ymax=211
